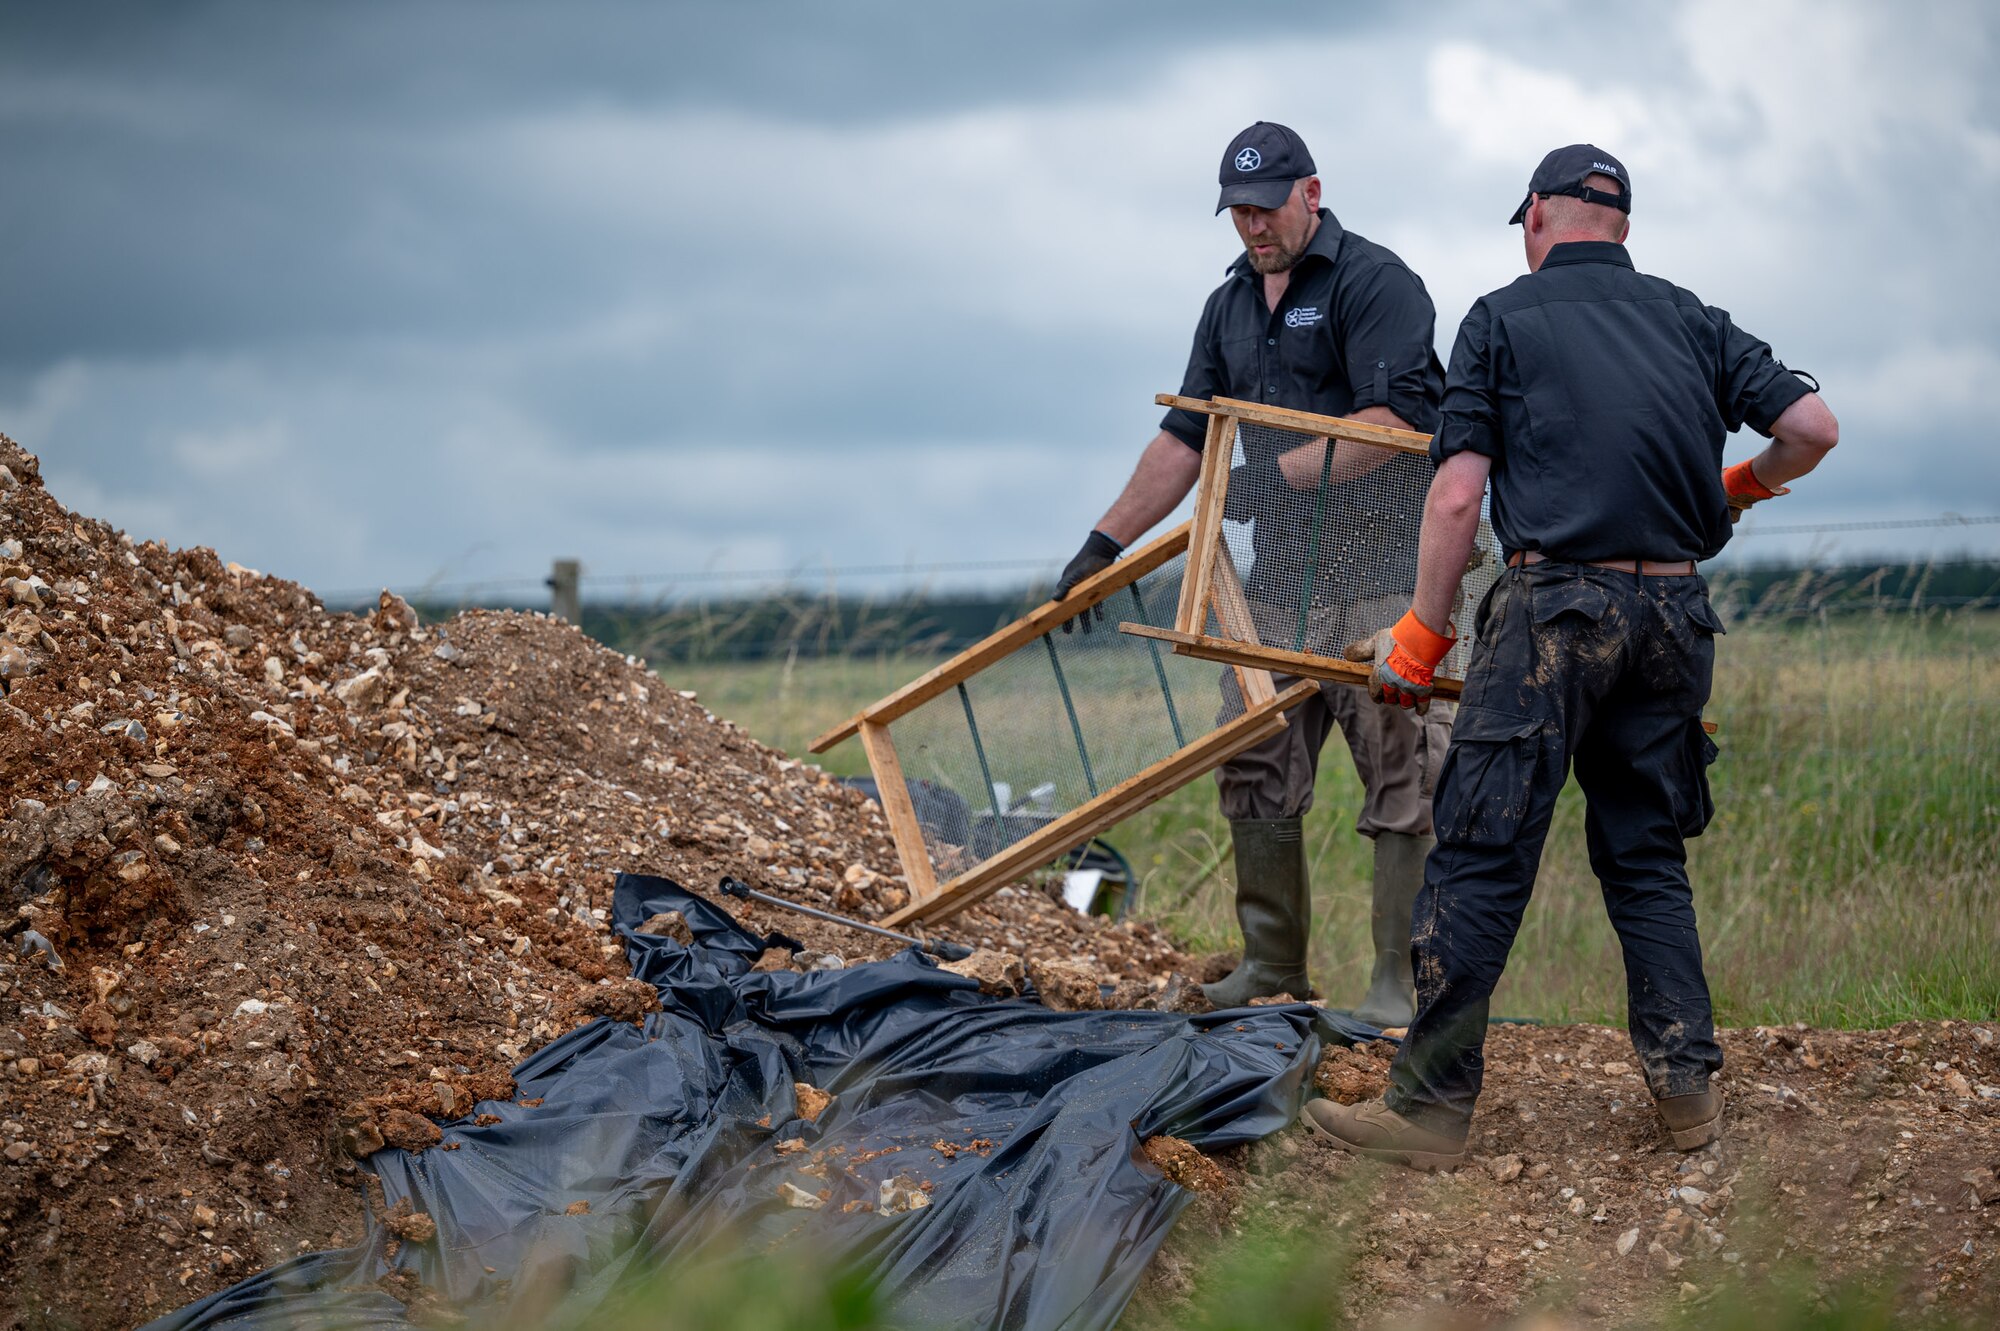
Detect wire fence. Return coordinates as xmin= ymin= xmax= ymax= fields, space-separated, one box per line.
xmin=323 ymin=514 xmax=2000 ymax=609
xmin=316 ymin=514 xmax=2000 ymax=662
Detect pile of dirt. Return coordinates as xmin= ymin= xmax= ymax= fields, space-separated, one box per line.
xmin=0 ymin=436 xmax=1188 ymax=1327
xmin=1131 ymin=1020 xmax=2000 ymax=1326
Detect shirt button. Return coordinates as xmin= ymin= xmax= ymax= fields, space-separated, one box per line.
xmin=1267 ymin=338 xmax=1277 ymax=345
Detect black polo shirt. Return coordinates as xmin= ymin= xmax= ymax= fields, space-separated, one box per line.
xmin=1161 ymin=209 xmax=1443 ymax=447
xmin=1433 ymin=241 xmax=1813 ymax=563
xmin=1161 ymin=210 xmax=1444 ymax=600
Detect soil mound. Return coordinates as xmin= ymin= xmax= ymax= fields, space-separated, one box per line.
xmin=0 ymin=436 xmax=1184 ymax=1327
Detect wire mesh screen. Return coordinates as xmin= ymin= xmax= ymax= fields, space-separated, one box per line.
xmin=886 ymin=552 xmax=1244 ymax=883
xmin=1209 ymin=418 xmax=1499 ymax=678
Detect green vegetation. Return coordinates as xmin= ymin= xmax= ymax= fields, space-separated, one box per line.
xmin=666 ymin=609 xmax=2000 ymax=1030
xmin=470 ymin=1215 xmax=1986 ymax=1331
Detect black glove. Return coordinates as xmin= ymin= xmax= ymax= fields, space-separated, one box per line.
xmin=1053 ymin=530 xmax=1123 ymax=633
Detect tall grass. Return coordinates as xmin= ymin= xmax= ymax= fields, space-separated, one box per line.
xmin=666 ymin=609 xmax=2000 ymax=1029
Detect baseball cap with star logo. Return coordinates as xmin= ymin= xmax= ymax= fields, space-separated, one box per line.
xmin=1216 ymin=121 xmax=1316 ymax=214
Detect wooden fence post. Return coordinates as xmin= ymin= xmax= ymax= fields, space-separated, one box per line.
xmin=549 ymin=559 xmax=581 ymax=624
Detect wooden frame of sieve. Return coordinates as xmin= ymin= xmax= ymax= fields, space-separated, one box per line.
xmin=809 ymin=521 xmax=1318 ymax=927
xmin=1124 ymin=394 xmax=1465 ymax=702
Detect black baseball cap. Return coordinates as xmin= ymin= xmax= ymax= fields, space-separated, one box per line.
xmin=1508 ymin=144 xmax=1632 ymax=224
xmin=1216 ymin=122 xmax=1316 ymax=214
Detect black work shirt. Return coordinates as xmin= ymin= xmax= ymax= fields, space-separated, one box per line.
xmin=1433 ymin=241 xmax=1813 ymax=563
xmin=1161 ymin=210 xmax=1444 ymax=447
xmin=1161 ymin=211 xmax=1444 ymax=600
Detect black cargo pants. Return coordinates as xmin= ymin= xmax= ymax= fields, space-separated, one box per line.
xmin=1383 ymin=561 xmax=1728 ymax=1134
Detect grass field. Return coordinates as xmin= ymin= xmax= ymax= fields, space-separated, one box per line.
xmin=665 ymin=610 xmax=2000 ymax=1030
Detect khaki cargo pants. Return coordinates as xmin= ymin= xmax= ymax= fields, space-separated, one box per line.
xmin=1211 ymin=591 xmax=1452 ymax=835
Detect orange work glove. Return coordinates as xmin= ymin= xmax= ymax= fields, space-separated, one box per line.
xmin=1722 ymin=459 xmax=1788 ymax=524
xmin=1344 ymin=611 xmax=1456 ymax=714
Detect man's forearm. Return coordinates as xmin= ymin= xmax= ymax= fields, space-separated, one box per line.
xmin=1275 ymin=406 xmax=1414 ymax=491
xmin=1748 ymin=392 xmax=1839 ymax=488
xmin=1410 ymin=452 xmax=1492 ymax=634
xmin=1095 ymin=431 xmax=1203 ymax=546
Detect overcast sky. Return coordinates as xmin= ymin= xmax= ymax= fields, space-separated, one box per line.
xmin=4 ymin=1 xmax=1996 ymax=602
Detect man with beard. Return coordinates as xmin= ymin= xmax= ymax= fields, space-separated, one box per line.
xmin=1051 ymin=122 xmax=1446 ymax=1020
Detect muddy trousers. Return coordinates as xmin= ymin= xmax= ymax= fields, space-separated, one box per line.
xmin=1384 ymin=563 xmax=1728 ymax=1135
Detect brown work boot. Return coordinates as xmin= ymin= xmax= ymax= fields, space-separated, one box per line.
xmin=1301 ymin=1097 xmax=1466 ymax=1171
xmin=1656 ymin=1087 xmax=1725 ymax=1151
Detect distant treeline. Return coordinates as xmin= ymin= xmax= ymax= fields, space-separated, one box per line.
xmin=394 ymin=556 xmax=2000 ymax=663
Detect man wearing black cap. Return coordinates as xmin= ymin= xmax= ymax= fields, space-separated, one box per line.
xmin=1050 ymin=121 xmax=1447 ymax=1020
xmin=1307 ymin=145 xmax=1839 ymax=1167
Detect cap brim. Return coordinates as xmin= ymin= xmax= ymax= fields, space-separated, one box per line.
xmin=1215 ymin=179 xmax=1296 ymax=214
xmin=1508 ymin=192 xmax=1532 ymax=226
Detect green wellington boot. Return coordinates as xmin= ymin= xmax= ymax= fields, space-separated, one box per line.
xmin=1201 ymin=817 xmax=1310 ymax=1008
xmin=1351 ymin=831 xmax=1430 ymax=1029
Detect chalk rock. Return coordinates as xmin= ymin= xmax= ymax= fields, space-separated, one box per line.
xmin=939 ymin=948 xmax=1024 ymax=997
xmin=1026 ymin=957 xmax=1104 ymax=1012
xmin=780 ymin=1182 xmax=825 ymax=1209
xmin=332 ymin=667 xmax=387 ymax=707
xmin=878 ymin=1173 xmax=931 ymax=1215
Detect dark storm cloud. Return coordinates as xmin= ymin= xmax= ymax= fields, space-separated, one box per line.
xmin=0 ymin=0 xmax=1384 ymax=363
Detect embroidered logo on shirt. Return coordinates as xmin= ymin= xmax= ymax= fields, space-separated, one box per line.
xmin=1234 ymin=147 xmax=1262 ymax=172
xmin=1284 ymin=306 xmax=1322 ymax=328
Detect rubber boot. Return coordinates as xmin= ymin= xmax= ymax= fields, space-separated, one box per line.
xmin=1351 ymin=831 xmax=1430 ymax=1029
xmin=1200 ymin=818 xmax=1310 ymax=1008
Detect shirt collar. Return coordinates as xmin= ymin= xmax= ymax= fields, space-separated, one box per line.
xmin=1539 ymin=240 xmax=1634 ymax=271
xmin=1228 ymin=208 xmax=1346 ymax=278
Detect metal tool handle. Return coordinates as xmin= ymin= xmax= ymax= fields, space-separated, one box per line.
xmin=718 ymin=878 xmax=972 ymax=961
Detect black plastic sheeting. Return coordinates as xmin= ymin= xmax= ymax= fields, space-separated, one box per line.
xmin=145 ymin=873 xmax=1378 ymax=1331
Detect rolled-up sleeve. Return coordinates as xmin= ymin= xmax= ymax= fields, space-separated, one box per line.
xmin=1339 ymin=262 xmax=1443 ymax=433
xmin=1431 ymin=305 xmax=1501 ymax=465
xmin=1160 ymin=289 xmax=1226 ymax=450
xmin=1712 ymin=306 xmax=1812 ymax=436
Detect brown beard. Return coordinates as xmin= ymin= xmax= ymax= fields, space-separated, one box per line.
xmin=1247 ymin=238 xmax=1305 ymax=274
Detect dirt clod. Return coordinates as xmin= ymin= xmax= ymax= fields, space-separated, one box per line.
xmin=794 ymin=1082 xmax=833 ymax=1122
xmin=1141 ymin=1136 xmax=1229 ymax=1193
xmin=633 ymin=909 xmax=694 ymax=943
xmin=750 ymin=946 xmax=798 ymax=973
xmin=380 ymin=1108 xmax=443 ymax=1154
xmin=384 ymin=1201 xmax=437 ymax=1244
xmin=1145 ymin=973 xmax=1214 ymax=1015
xmin=1313 ymin=1043 xmax=1390 ymax=1104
